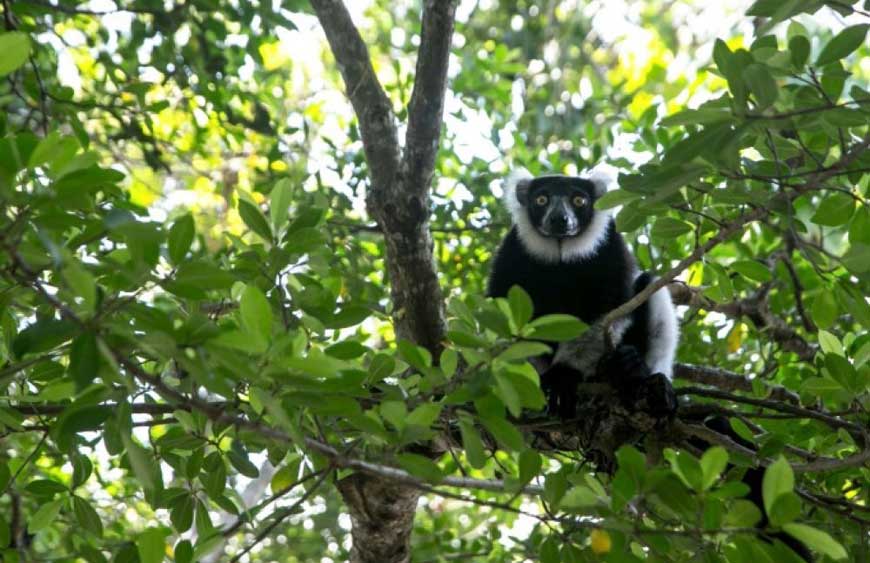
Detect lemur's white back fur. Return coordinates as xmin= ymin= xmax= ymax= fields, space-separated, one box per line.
xmin=635 ymin=273 xmax=679 ymax=379
xmin=503 ymin=168 xmax=613 ymax=264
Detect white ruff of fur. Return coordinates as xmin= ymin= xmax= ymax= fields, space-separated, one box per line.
xmin=503 ymin=168 xmax=614 ymax=264
xmin=641 ymin=280 xmax=680 ymax=379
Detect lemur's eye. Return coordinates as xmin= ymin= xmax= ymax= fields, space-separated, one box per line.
xmin=572 ymin=195 xmax=587 ymax=207
xmin=535 ymin=195 xmax=549 ymax=206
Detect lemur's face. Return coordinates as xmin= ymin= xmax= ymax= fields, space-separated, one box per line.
xmin=516 ymin=175 xmax=598 ymax=239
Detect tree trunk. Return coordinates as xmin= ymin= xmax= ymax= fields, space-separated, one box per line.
xmin=309 ymin=1 xmax=456 ymax=559
xmin=337 ymin=474 xmax=422 ymax=563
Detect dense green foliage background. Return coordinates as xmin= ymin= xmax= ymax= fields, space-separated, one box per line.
xmin=1 ymin=0 xmax=870 ymax=561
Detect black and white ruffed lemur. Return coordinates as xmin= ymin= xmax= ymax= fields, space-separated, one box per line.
xmin=486 ymin=169 xmax=679 ymax=418
xmin=486 ymin=169 xmax=812 ymax=562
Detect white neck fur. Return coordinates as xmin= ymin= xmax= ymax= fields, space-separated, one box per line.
xmin=503 ymin=168 xmax=614 ymax=264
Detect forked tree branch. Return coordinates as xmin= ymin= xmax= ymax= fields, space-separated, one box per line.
xmin=310 ymin=0 xmax=455 ymax=354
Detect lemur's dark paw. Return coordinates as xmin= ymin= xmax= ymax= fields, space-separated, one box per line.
xmin=598 ymin=345 xmax=651 ymax=399
xmin=540 ymin=365 xmax=581 ymax=419
xmin=600 ymin=345 xmax=651 ymax=381
xmin=636 ymin=372 xmax=677 ymax=419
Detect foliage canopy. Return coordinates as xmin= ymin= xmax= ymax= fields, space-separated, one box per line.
xmin=1 ymin=0 xmax=870 ymax=562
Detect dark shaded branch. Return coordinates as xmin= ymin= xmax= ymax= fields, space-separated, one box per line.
xmin=669 ymin=282 xmax=816 ymax=361
xmin=673 ymin=363 xmax=800 ymax=404
xmin=19 ymin=0 xmax=165 ymax=15
xmin=676 ymin=386 xmax=864 ymax=435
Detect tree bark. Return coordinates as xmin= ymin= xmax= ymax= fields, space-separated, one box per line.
xmin=337 ymin=474 xmax=422 ymax=563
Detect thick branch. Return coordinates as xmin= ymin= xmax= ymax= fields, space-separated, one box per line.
xmin=309 ymin=0 xmax=400 ymax=191
xmin=401 ymin=0 xmax=457 ymax=192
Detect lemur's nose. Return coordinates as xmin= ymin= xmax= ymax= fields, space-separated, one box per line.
xmin=551 ymin=214 xmax=569 ymax=229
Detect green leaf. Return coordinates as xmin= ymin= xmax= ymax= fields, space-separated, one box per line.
xmin=137 ymin=528 xmax=169 ymax=563
xmin=228 ymin=447 xmax=260 ymax=478
xmin=73 ymin=496 xmax=103 ymax=537
xmin=238 ymin=199 xmax=273 ymax=242
xmin=458 ymin=416 xmax=487 ymax=469
xmin=26 ymin=479 xmax=68 ymax=496
xmin=480 ymin=416 xmax=524 ymax=451
xmin=270 ymin=178 xmax=293 ymax=230
xmin=518 ymin=449 xmax=542 ymax=484
xmin=507 ymin=285 xmax=534 ymax=329
xmin=369 ymin=353 xmax=396 ymax=382
xmin=561 ymin=485 xmax=600 ymax=510
xmin=493 ymin=370 xmax=522 ymax=417
xmin=768 ymin=491 xmax=801 ymax=526
xmin=397 ymin=340 xmax=432 ymax=371
xmin=271 ymin=460 xmax=301 ymax=493
xmin=496 ymin=342 xmax=551 ymax=362
xmin=724 ymin=500 xmax=763 ymax=527
xmin=28 ymin=499 xmax=63 ymax=533
xmin=782 ymin=523 xmax=848 ymax=560
xmin=447 ymin=329 xmax=488 ymax=348
xmin=594 ymin=189 xmax=641 ymax=210
xmin=762 ymin=456 xmax=794 ymax=517
xmin=406 ymin=402 xmax=442 ymax=429
xmin=811 ymin=291 xmax=838 ymax=329
xmin=240 ymin=284 xmax=272 ymax=344
xmin=440 ymin=348 xmax=458 ymax=378
xmin=818 ymin=329 xmax=844 ymax=356
xmin=12 ymin=318 xmax=77 ymax=357
xmin=174 ymin=540 xmax=193 ymax=563
xmin=743 ymin=64 xmax=778 ymax=108
xmin=816 ymin=24 xmax=870 ymax=66
xmin=844 ymin=243 xmax=870 ymax=274
xmin=69 ymin=333 xmax=99 ymax=389
xmin=396 ymin=453 xmax=442 ymax=483
xmin=811 ymin=193 xmax=855 ymax=226
xmin=651 ymin=217 xmax=693 ymax=239
xmin=170 ymin=494 xmax=194 ymax=532
xmin=789 ymin=35 xmax=810 ymax=68
xmin=201 ymin=458 xmax=227 ymax=496
xmin=171 ymin=261 xmax=235 ymax=292
xmin=731 ymin=260 xmax=772 ymax=282
xmin=325 ymin=340 xmax=368 ymax=359
xmin=524 ymin=314 xmax=587 ymax=342
xmin=665 ymin=449 xmax=703 ymax=492
xmin=700 ymin=446 xmax=729 ymax=490
xmin=850 ymin=207 xmax=870 ymax=244
xmin=168 ymin=214 xmax=195 ymax=264
xmin=0 ymin=32 xmax=31 ymax=77
xmin=62 ymin=262 xmax=97 ymax=314
xmin=28 ymin=132 xmax=72 ymax=169
xmin=122 ymin=435 xmax=159 ymax=493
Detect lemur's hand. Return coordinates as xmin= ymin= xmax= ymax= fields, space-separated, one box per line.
xmin=598 ymin=345 xmax=676 ymax=418
xmin=540 ymin=364 xmax=582 ymax=419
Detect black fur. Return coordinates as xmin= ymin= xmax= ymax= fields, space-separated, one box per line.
xmin=488 ymin=182 xmax=674 ymax=418
xmin=487 ymin=221 xmax=634 ymax=323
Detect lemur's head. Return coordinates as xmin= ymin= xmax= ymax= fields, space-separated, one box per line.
xmin=514 ymin=175 xmax=601 ymax=238
xmin=503 ymin=170 xmax=613 ymax=263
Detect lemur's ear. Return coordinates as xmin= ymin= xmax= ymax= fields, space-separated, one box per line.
xmin=585 ymin=167 xmax=616 ymax=198
xmin=515 ymin=178 xmax=531 ymax=206
xmin=505 ymin=169 xmax=533 ymax=207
